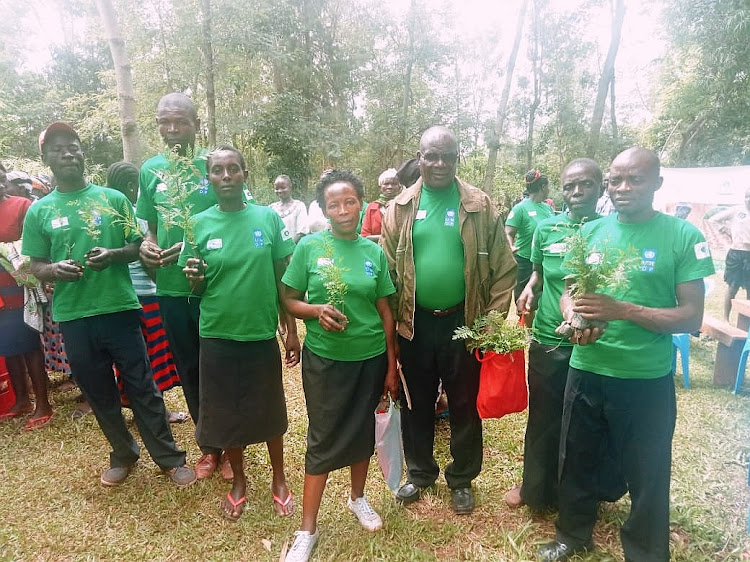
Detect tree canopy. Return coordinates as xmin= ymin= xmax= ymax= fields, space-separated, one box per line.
xmin=2 ymin=0 xmax=748 ymax=204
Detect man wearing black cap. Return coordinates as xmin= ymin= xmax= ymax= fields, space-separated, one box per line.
xmin=22 ymin=122 xmax=195 ymax=488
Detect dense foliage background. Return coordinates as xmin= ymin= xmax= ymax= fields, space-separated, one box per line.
xmin=1 ymin=0 xmax=748 ymax=205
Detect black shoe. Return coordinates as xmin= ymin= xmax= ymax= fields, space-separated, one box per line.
xmin=396 ymin=482 xmax=423 ymax=505
xmin=537 ymin=540 xmax=592 ymax=561
xmin=450 ymin=487 xmax=475 ymax=514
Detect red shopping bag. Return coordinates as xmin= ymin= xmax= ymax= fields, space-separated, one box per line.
xmin=475 ymin=347 xmax=527 ymax=419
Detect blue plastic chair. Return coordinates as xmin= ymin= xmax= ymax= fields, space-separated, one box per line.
xmin=672 ymin=333 xmax=691 ymax=389
xmin=734 ymin=333 xmax=750 ymax=395
xmin=671 ymin=279 xmax=716 ymax=390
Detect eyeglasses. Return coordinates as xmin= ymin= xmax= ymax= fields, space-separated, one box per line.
xmin=420 ymin=151 xmax=458 ymax=165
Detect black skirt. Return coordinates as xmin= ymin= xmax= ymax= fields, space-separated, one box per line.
xmin=302 ymin=346 xmax=386 ymax=475
xmin=197 ymin=337 xmax=288 ymax=449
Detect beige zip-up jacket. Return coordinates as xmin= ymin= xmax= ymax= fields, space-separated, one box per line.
xmin=380 ymin=177 xmax=517 ymax=340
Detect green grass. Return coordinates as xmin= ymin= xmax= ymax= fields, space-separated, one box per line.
xmin=0 ymin=273 xmax=748 ymax=561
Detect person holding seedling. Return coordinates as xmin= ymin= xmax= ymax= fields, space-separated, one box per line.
xmin=538 ymin=147 xmax=715 ymax=562
xmin=22 ymin=122 xmax=194 ymax=488
xmin=282 ymin=169 xmax=398 ymax=562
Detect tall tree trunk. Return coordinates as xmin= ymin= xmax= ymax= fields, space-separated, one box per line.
xmin=398 ymin=0 xmax=417 ymax=163
xmin=609 ymin=75 xmax=618 ymax=156
xmin=526 ymin=0 xmax=543 ymax=170
xmin=94 ymin=0 xmax=140 ymax=163
xmin=483 ymin=0 xmax=529 ymax=194
xmin=585 ymin=0 xmax=625 ymax=157
xmin=199 ymin=0 xmax=217 ymax=146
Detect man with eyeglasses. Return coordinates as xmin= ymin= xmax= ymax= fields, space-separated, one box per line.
xmin=380 ymin=125 xmax=516 ymax=514
xmin=538 ymin=147 xmax=714 ymax=561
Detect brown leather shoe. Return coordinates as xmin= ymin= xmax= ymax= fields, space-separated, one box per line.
xmin=194 ymin=453 xmax=220 ymax=480
xmin=219 ymin=452 xmax=234 ymax=481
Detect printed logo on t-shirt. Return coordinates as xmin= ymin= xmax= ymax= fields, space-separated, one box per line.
xmin=155 ymin=182 xmax=167 ymax=193
xmin=585 ymin=252 xmax=603 ymax=265
xmin=444 ymin=209 xmax=456 ymax=227
xmin=507 ymin=210 xmax=515 ymax=220
xmin=694 ymin=241 xmax=711 ymax=260
xmin=280 ymin=228 xmax=292 ymax=241
xmin=207 ymin=238 xmax=223 ymax=250
xmin=92 ymin=212 xmax=103 ymax=226
xmin=364 ymin=259 xmax=374 ymax=277
xmin=528 ymin=210 xmax=537 ymax=217
xmin=253 ymin=230 xmax=264 ymax=248
xmin=641 ymin=248 xmax=657 ymax=273
xmin=51 ymin=217 xmax=69 ymax=229
xmin=547 ymin=242 xmax=568 ymax=254
xmin=416 ymin=209 xmax=427 ymax=220
xmin=317 ymin=257 xmax=334 ymax=267
xmin=199 ymin=177 xmax=210 ymax=195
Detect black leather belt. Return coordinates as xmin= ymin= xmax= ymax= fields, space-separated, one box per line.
xmin=417 ymin=302 xmax=465 ymax=317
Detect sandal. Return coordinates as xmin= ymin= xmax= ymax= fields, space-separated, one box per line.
xmin=272 ymin=490 xmax=295 ymax=517
xmin=23 ymin=413 xmax=53 ymax=431
xmin=222 ymin=493 xmax=246 ymax=522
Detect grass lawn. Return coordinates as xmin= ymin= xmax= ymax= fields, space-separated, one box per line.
xmin=1 ymin=271 xmax=749 ymax=561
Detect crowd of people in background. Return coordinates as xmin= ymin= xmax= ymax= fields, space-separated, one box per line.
xmin=0 ymin=90 xmax=720 ymax=562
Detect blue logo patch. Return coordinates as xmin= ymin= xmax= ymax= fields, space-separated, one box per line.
xmin=93 ymin=213 xmax=103 ymax=226
xmin=641 ymin=248 xmax=657 ymax=273
xmin=199 ymin=177 xmax=210 ymax=195
xmin=444 ymin=209 xmax=456 ymax=227
xmin=364 ymin=259 xmax=374 ymax=277
xmin=253 ymin=229 xmax=264 ymax=248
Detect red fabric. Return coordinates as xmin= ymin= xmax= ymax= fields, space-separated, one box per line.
xmin=475 ymin=348 xmax=528 ymax=419
xmin=0 ymin=196 xmax=31 ymax=242
xmin=361 ymin=202 xmax=384 ymax=237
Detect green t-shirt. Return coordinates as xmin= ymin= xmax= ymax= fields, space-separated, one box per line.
xmin=567 ymin=213 xmax=715 ymax=379
xmin=530 ymin=213 xmax=601 ymax=345
xmin=21 ymin=184 xmax=141 ymax=322
xmin=282 ymin=231 xmax=395 ymax=361
xmin=412 ymin=182 xmax=465 ymax=310
xmin=136 ymin=149 xmax=216 ymax=297
xmin=178 ymin=204 xmax=294 ymax=341
xmin=506 ymin=198 xmax=555 ymax=259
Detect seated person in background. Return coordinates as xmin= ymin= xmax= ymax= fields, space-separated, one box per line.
xmin=361 ymin=168 xmax=402 ymax=241
xmin=270 ymin=174 xmax=309 ymax=244
xmin=708 ymin=188 xmax=750 ymax=320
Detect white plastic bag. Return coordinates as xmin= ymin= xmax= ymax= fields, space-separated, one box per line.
xmin=375 ymin=398 xmax=403 ymax=493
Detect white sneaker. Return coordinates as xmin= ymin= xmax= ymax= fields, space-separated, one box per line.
xmin=347 ymin=495 xmax=383 ymax=531
xmin=286 ymin=529 xmax=319 ymax=562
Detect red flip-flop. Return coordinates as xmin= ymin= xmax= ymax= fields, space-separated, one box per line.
xmin=222 ymin=493 xmax=246 ymax=522
xmin=0 ymin=407 xmax=34 ymax=422
xmin=272 ymin=491 xmax=295 ymax=517
xmin=23 ymin=413 xmax=53 ymax=431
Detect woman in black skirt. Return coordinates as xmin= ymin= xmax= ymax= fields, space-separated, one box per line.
xmin=281 ymin=170 xmax=398 ymax=562
xmin=180 ymin=146 xmax=300 ymax=521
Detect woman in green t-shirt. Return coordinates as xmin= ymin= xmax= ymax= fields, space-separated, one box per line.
xmin=181 ymin=146 xmax=299 ymax=522
xmin=505 ymin=169 xmax=554 ymax=315
xmin=281 ymin=170 xmax=398 ymax=562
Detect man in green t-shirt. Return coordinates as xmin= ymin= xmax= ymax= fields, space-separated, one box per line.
xmin=136 ymin=93 xmax=226 ymax=480
xmin=505 ymin=158 xmax=625 ymax=512
xmin=23 ymin=122 xmax=194 ymax=488
xmin=381 ymin=126 xmax=517 ymax=514
xmin=538 ymin=148 xmax=715 ymax=562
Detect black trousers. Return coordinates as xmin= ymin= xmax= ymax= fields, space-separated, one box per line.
xmin=158 ymin=296 xmax=220 ymax=456
xmin=556 ymin=368 xmax=676 ymax=562
xmin=61 ymin=310 xmax=186 ymax=470
xmin=398 ymin=307 xmax=482 ymax=489
xmin=521 ymin=342 xmax=572 ymax=510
